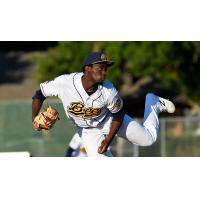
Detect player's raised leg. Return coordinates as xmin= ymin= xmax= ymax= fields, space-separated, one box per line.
xmin=117 ymin=93 xmax=175 ymax=146
xmin=143 ymin=93 xmax=175 ymax=142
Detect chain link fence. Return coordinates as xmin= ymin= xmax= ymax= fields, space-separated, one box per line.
xmin=111 ymin=116 xmax=200 ymax=157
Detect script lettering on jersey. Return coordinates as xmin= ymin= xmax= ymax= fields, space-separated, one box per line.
xmin=67 ymin=102 xmax=102 ymax=118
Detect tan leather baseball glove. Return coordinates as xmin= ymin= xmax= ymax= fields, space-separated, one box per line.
xmin=33 ymin=106 xmax=59 ymax=131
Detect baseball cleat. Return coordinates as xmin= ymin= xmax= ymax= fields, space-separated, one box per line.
xmin=146 ymin=93 xmax=175 ymax=114
xmin=157 ymin=96 xmax=175 ymax=113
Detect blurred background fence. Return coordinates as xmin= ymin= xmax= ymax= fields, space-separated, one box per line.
xmin=1 ymin=100 xmax=200 ymax=157
xmin=112 ymin=116 xmax=200 ymax=157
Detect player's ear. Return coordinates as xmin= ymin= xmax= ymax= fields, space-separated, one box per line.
xmin=84 ymin=65 xmax=92 ymax=73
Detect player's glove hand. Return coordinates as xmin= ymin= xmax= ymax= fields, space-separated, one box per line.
xmin=98 ymin=138 xmax=110 ymax=154
xmin=33 ymin=106 xmax=59 ymax=131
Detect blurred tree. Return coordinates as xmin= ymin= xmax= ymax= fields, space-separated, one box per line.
xmin=35 ymin=41 xmax=200 ymax=112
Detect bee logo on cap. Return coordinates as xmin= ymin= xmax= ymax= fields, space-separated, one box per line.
xmin=101 ymin=53 xmax=108 ymax=61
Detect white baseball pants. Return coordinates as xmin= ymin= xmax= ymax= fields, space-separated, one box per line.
xmin=79 ymin=93 xmax=161 ymax=157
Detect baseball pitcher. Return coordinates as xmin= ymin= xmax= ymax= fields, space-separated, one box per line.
xmin=32 ymin=52 xmax=175 ymax=157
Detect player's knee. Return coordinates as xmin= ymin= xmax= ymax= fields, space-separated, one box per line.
xmin=139 ymin=138 xmax=155 ymax=146
xmin=134 ymin=133 xmax=156 ymax=146
xmin=129 ymin=136 xmax=155 ymax=146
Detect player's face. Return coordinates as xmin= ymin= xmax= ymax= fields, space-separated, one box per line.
xmin=90 ymin=63 xmax=108 ymax=83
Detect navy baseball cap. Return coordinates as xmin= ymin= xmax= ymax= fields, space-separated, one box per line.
xmin=83 ymin=52 xmax=114 ymax=66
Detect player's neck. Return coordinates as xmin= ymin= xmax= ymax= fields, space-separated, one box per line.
xmin=81 ymin=75 xmax=97 ymax=93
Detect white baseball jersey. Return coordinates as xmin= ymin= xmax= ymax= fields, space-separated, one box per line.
xmin=40 ymin=72 xmax=123 ymax=128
